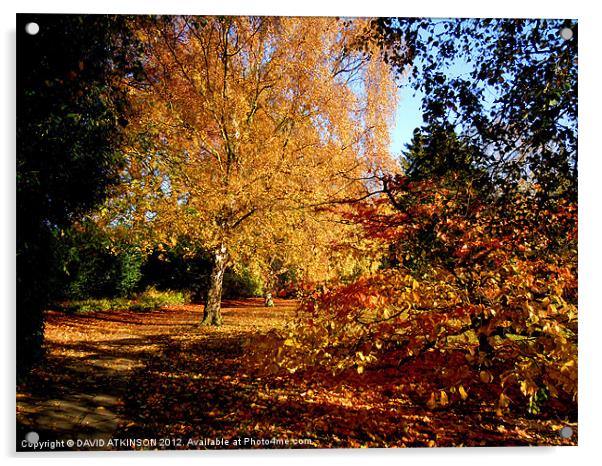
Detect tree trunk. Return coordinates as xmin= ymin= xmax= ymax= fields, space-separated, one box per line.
xmin=264 ymin=272 xmax=275 ymax=307
xmin=264 ymin=291 xmax=274 ymax=307
xmin=201 ymin=245 xmax=228 ymax=326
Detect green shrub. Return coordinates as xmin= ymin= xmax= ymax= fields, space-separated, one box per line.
xmin=53 ymin=288 xmax=191 ymax=314
xmin=56 ymin=297 xmax=130 ymax=314
xmin=222 ymin=267 xmax=264 ymax=298
xmin=116 ymin=250 xmax=144 ymax=297
xmin=56 ymin=224 xmax=145 ymax=300
xmin=130 ymin=287 xmax=192 ymax=312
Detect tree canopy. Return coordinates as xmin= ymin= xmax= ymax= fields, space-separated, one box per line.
xmin=365 ymin=18 xmax=577 ymax=201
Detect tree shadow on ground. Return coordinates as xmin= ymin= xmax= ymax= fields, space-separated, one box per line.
xmin=17 ymin=307 xmax=204 ymax=451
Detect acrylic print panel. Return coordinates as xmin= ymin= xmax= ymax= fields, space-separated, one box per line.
xmin=16 ymin=13 xmax=577 ymax=451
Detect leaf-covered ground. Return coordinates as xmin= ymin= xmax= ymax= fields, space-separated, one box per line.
xmin=17 ymin=299 xmax=576 ymax=450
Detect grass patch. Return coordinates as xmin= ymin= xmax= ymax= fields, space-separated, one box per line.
xmin=130 ymin=287 xmax=192 ymax=312
xmin=55 ymin=297 xmax=131 ymax=314
xmin=54 ymin=287 xmax=192 ymax=314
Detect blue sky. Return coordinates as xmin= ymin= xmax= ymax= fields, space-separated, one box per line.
xmin=387 ymin=26 xmax=475 ymax=159
xmin=389 ymin=88 xmax=424 ymax=157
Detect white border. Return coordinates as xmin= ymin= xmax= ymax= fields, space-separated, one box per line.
xmin=2 ymin=1 xmax=599 ymax=465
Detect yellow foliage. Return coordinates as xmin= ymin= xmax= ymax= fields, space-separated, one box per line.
xmin=107 ymin=16 xmax=398 ymax=283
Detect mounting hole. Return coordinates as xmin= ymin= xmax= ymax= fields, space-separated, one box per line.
xmin=25 ymin=22 xmax=40 ymax=36
xmin=559 ymin=426 xmax=573 ymax=439
xmin=560 ymin=27 xmax=573 ymax=41
xmin=25 ymin=431 xmax=40 ymax=445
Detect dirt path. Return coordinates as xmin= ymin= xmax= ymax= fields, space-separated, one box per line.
xmin=17 ymin=299 xmax=295 ymax=451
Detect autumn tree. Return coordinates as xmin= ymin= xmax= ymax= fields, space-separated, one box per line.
xmin=105 ymin=16 xmax=398 ymax=325
xmin=252 ymin=175 xmax=577 ymax=418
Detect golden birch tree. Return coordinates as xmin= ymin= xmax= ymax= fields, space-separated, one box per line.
xmin=108 ymin=16 xmax=398 ymax=325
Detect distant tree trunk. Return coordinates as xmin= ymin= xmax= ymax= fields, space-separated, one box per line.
xmin=201 ymin=245 xmax=228 ymax=326
xmin=264 ymin=272 xmax=275 ymax=307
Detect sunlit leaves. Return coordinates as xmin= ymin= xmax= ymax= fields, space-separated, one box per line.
xmin=250 ymin=173 xmax=577 ymax=419
xmin=104 ymin=16 xmax=398 ymax=290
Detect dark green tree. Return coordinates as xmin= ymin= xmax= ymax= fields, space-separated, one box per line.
xmin=16 ymin=14 xmax=140 ymax=378
xmin=401 ymin=123 xmax=483 ymax=182
xmin=383 ymin=123 xmax=490 ymax=273
xmin=55 ymin=222 xmax=144 ymax=300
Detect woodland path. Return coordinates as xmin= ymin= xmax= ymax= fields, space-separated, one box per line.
xmin=16 ymin=299 xmax=295 ymax=451
xmin=16 ymin=298 xmax=575 ymax=450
